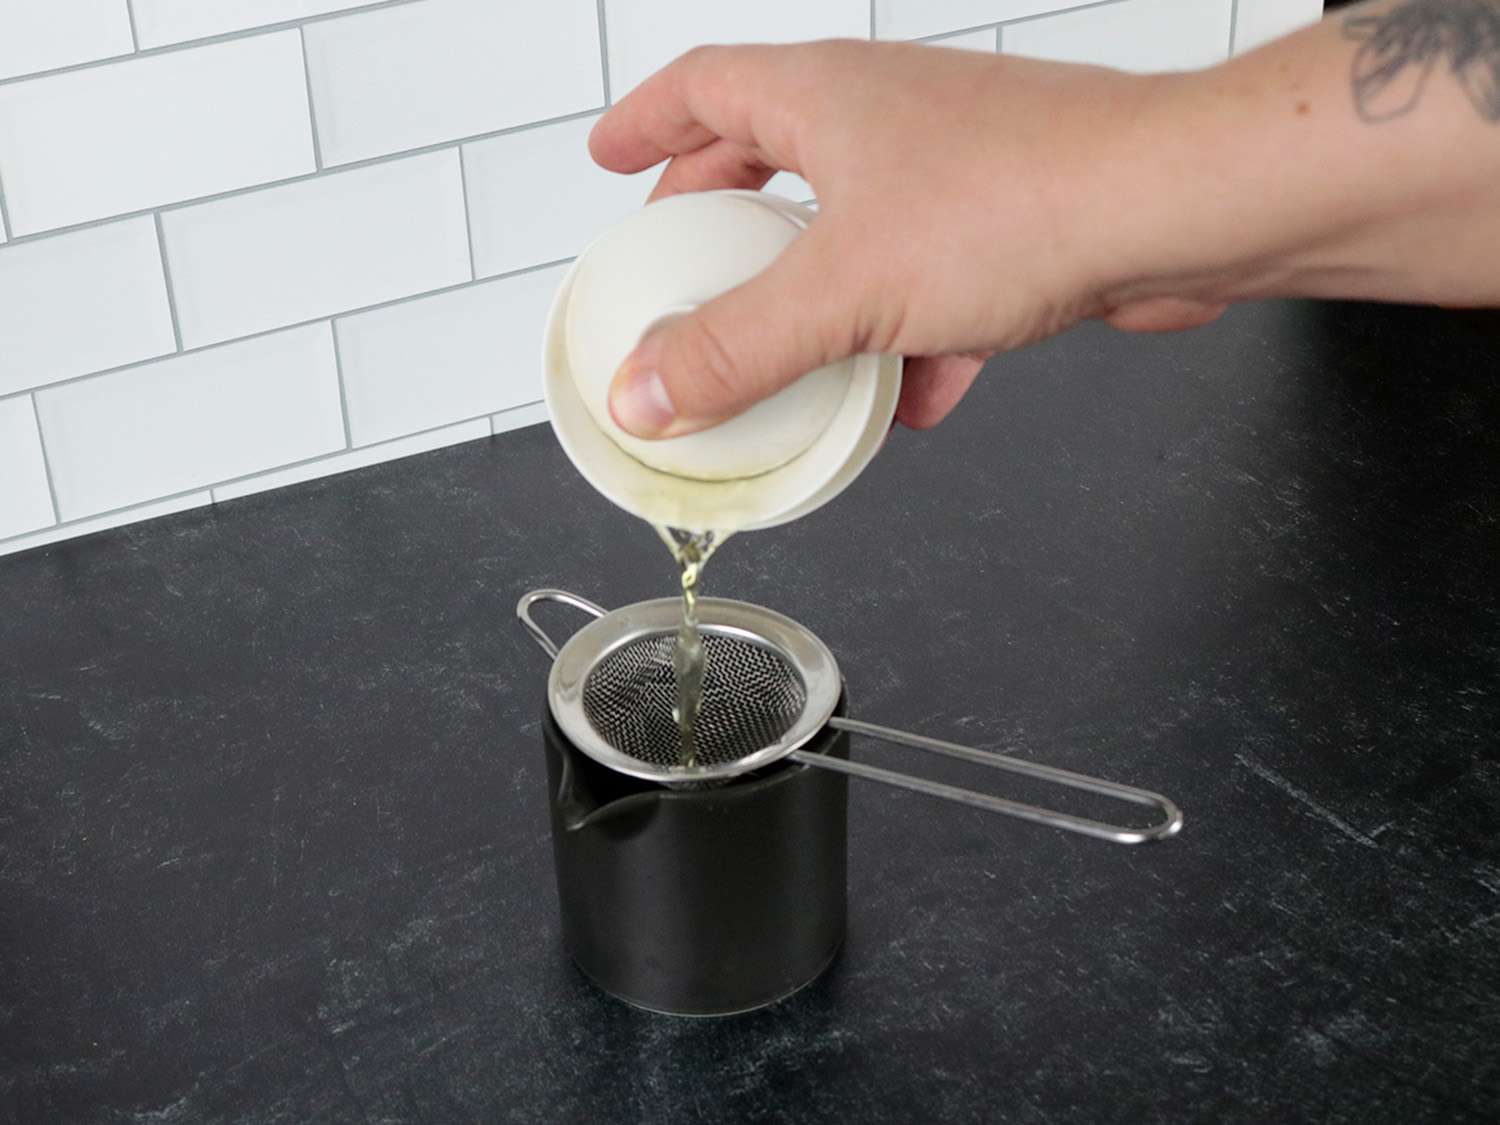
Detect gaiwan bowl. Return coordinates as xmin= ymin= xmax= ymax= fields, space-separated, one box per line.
xmin=542 ymin=189 xmax=901 ymax=531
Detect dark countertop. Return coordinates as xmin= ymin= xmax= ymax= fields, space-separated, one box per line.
xmin=2 ymin=300 xmax=1497 ymax=1123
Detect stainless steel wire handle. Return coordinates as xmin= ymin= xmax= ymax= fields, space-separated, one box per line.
xmin=797 ymin=720 xmax=1182 ymax=845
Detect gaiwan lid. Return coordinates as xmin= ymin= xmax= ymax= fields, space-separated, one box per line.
xmin=543 ymin=190 xmax=901 ymax=531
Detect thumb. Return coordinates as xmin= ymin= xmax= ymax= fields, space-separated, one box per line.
xmin=608 ymin=224 xmax=855 ymax=438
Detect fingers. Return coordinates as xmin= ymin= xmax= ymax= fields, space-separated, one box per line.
xmin=594 ymin=43 xmax=843 ymax=439
xmin=1105 ymin=297 xmax=1227 ymax=333
xmin=589 ymin=45 xmax=801 ymax=175
xmin=894 ymin=353 xmax=989 ymax=430
xmin=648 ymin=139 xmax=778 ymax=202
xmin=608 ymin=222 xmax=856 ymax=437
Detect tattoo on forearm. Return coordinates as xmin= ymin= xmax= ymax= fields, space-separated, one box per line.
xmin=1343 ymin=0 xmax=1500 ymax=122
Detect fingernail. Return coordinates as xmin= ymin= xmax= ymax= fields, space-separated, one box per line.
xmin=609 ymin=355 xmax=676 ymax=438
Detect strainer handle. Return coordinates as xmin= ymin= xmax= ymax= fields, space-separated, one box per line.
xmin=803 ymin=718 xmax=1183 ymax=845
xmin=517 ymin=589 xmax=606 ymax=661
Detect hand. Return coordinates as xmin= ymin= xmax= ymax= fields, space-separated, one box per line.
xmin=589 ymin=40 xmax=1224 ymax=438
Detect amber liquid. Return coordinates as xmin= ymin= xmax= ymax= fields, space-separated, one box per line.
xmin=656 ymin=526 xmax=730 ymax=767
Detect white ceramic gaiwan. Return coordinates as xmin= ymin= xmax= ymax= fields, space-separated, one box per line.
xmin=543 ymin=190 xmax=901 ymax=531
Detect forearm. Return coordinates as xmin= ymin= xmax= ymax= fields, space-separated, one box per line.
xmin=1109 ymin=0 xmax=1500 ymax=310
xmin=590 ymin=19 xmax=1495 ymax=433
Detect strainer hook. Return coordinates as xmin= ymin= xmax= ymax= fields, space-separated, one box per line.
xmin=517 ymin=589 xmax=606 ymax=660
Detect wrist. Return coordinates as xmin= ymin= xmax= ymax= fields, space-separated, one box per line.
xmin=1096 ymin=14 xmax=1500 ymax=312
xmin=1089 ymin=24 xmax=1409 ymax=312
xmin=1084 ymin=65 xmax=1300 ymax=312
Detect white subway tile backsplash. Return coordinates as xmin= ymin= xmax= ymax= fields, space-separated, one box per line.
xmin=464 ymin=115 xmax=648 ymax=279
xmin=36 ymin=324 xmax=345 ymax=519
xmin=303 ymin=0 xmax=603 ymax=167
xmin=0 ymin=0 xmax=134 ymax=81
xmin=131 ymin=1 xmax=382 ymax=49
xmin=0 ymin=396 xmax=55 ymax=538
xmin=338 ymin=263 xmax=567 ymax=445
xmin=211 ymin=416 xmax=491 ymax=503
xmin=875 ymin=1 xmax=1097 ymax=41
xmin=1234 ymin=0 xmax=1323 ymax=54
xmin=0 ymin=218 xmax=175 ymax=396
xmin=162 ymin=151 xmax=470 ymax=348
xmin=1004 ymin=0 xmax=1232 ymax=72
xmin=0 ymin=489 xmax=211 ymax=557
xmin=0 ymin=33 xmax=314 ymax=236
xmin=604 ymin=0 xmax=869 ymax=96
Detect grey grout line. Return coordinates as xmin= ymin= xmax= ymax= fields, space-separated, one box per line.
xmin=595 ymin=0 xmax=613 ymax=105
xmin=152 ymin=213 xmax=185 ymax=352
xmin=1228 ymin=0 xmax=1241 ymax=56
xmin=2 ymin=487 xmax=211 ymax=545
xmin=913 ymin=0 xmax=1134 ymax=43
xmin=915 ymin=22 xmax=1002 ymax=44
xmin=329 ymin=322 xmax=355 ymax=449
xmin=2 ymin=396 xmax=550 ymax=551
xmin=35 ymin=488 xmax=215 ymax=540
xmin=492 ymin=401 xmax=546 ymax=426
xmin=1002 ymin=0 xmax=1134 ymax=28
xmin=0 ymin=165 xmax=12 ymax=242
xmin=0 ymin=49 xmax=138 ymax=86
xmin=456 ymin=148 xmax=478 ymax=281
xmin=298 ymin=27 xmax=326 ymax=171
xmin=28 ymin=395 xmax=62 ymax=525
xmin=202 ymin=411 xmax=498 ymax=505
xmin=0 ymin=407 xmax=503 ymax=551
xmin=0 ymin=0 xmax=427 ymax=90
xmin=996 ymin=25 xmax=1004 ymax=53
xmin=0 ymin=105 xmax=607 ymax=250
xmin=325 ymin=252 xmax=570 ymax=322
xmin=0 ymin=0 xmax=1134 ymax=95
xmin=123 ymin=0 xmax=142 ymax=52
xmin=0 ymin=255 xmax=575 ymax=409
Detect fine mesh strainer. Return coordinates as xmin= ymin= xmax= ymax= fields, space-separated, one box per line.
xmin=519 ymin=589 xmax=1183 ymax=844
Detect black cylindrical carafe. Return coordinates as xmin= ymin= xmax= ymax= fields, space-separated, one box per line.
xmin=541 ymin=702 xmax=850 ymax=1016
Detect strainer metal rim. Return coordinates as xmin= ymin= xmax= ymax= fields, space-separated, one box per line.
xmin=548 ymin=596 xmax=842 ymax=784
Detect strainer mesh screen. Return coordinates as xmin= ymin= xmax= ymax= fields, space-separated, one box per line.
xmin=581 ymin=632 xmax=808 ymax=767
